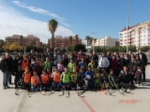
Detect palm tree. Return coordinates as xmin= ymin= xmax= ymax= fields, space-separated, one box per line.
xmin=19 ymin=35 xmax=23 ymax=46
xmin=48 ymin=19 xmax=58 ymax=49
xmin=75 ymin=34 xmax=79 ymax=43
xmin=69 ymin=36 xmax=73 ymax=46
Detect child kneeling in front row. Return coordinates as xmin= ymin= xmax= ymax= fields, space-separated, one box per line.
xmin=31 ymin=71 xmax=40 ymax=92
xmin=22 ymin=66 xmax=32 ymax=91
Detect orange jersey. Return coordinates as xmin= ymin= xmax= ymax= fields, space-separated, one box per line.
xmin=24 ymin=73 xmax=31 ymax=84
xmin=41 ymin=74 xmax=49 ymax=84
xmin=53 ymin=72 xmax=61 ymax=83
xmin=31 ymin=75 xmax=40 ymax=86
xmin=22 ymin=60 xmax=30 ymax=71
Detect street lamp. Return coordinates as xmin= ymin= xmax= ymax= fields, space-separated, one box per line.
xmin=91 ymin=32 xmax=96 ymax=52
xmin=24 ymin=47 xmax=26 ymax=55
xmin=126 ymin=0 xmax=130 ymax=53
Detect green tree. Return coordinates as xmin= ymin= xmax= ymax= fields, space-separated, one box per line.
xmin=73 ymin=44 xmax=86 ymax=52
xmin=3 ymin=42 xmax=23 ymax=51
xmin=0 ymin=39 xmax=4 ymax=52
xmin=75 ymin=34 xmax=79 ymax=43
xmin=0 ymin=39 xmax=4 ymax=47
xmin=48 ymin=19 xmax=58 ymax=49
xmin=128 ymin=45 xmax=137 ymax=52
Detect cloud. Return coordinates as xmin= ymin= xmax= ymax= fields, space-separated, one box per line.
xmin=0 ymin=1 xmax=74 ymax=43
xmin=12 ymin=0 xmax=71 ymax=27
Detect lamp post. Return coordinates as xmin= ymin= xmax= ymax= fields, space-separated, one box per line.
xmin=91 ymin=32 xmax=96 ymax=52
xmin=126 ymin=0 xmax=130 ymax=53
xmin=24 ymin=47 xmax=26 ymax=55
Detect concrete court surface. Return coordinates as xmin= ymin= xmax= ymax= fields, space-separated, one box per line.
xmin=0 ymin=66 xmax=150 ymax=112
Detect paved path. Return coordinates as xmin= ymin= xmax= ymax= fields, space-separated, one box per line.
xmin=0 ymin=66 xmax=150 ymax=112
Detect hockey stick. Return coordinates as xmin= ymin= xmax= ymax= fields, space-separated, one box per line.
xmin=59 ymin=85 xmax=70 ymax=98
xmin=103 ymin=80 xmax=112 ymax=95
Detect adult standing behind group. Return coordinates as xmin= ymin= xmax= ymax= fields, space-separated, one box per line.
xmin=77 ymin=50 xmax=87 ymax=64
xmin=1 ymin=52 xmax=13 ymax=89
xmin=98 ymin=52 xmax=110 ymax=73
xmin=138 ymin=49 xmax=147 ymax=82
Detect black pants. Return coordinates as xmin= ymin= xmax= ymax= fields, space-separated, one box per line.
xmin=41 ymin=84 xmax=50 ymax=91
xmin=14 ymin=73 xmax=19 ymax=88
xmin=23 ymin=83 xmax=31 ymax=91
xmin=14 ymin=71 xmax=22 ymax=88
xmin=9 ymin=75 xmax=12 ymax=84
xmin=142 ymin=66 xmax=146 ymax=82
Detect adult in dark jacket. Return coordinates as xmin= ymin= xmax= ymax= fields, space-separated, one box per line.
xmin=119 ymin=54 xmax=127 ymax=70
xmin=46 ymin=48 xmax=54 ymax=63
xmin=138 ymin=49 xmax=147 ymax=82
xmin=1 ymin=52 xmax=13 ymax=89
xmin=112 ymin=55 xmax=120 ymax=76
xmin=13 ymin=55 xmax=22 ymax=89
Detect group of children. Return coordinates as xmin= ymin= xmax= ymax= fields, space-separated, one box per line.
xmin=20 ymin=56 xmax=144 ymax=93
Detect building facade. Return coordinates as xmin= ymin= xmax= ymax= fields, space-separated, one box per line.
xmin=5 ymin=34 xmax=41 ymax=47
xmin=82 ymin=36 xmax=119 ymax=51
xmin=120 ymin=21 xmax=150 ymax=49
xmin=93 ymin=36 xmax=119 ymax=47
xmin=49 ymin=35 xmax=82 ymax=49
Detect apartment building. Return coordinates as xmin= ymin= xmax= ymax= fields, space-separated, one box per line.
xmin=49 ymin=35 xmax=82 ymax=48
xmin=120 ymin=21 xmax=150 ymax=49
xmin=94 ymin=36 xmax=119 ymax=47
xmin=82 ymin=36 xmax=119 ymax=50
xmin=5 ymin=34 xmax=41 ymax=47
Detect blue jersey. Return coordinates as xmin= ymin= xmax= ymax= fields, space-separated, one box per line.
xmin=85 ymin=70 xmax=94 ymax=79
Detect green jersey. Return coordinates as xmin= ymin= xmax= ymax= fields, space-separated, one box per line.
xmin=43 ymin=61 xmax=52 ymax=70
xmin=68 ymin=62 xmax=76 ymax=73
xmin=88 ymin=62 xmax=96 ymax=70
xmin=62 ymin=72 xmax=71 ymax=83
xmin=95 ymin=73 xmax=102 ymax=84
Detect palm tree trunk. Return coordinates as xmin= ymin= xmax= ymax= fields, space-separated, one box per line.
xmin=51 ymin=33 xmax=55 ymax=49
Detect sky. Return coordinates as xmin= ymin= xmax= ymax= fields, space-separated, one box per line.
xmin=0 ymin=0 xmax=150 ymax=43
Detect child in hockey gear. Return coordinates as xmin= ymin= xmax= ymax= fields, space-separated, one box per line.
xmin=88 ymin=59 xmax=96 ymax=72
xmin=61 ymin=67 xmax=71 ymax=88
xmin=77 ymin=68 xmax=85 ymax=90
xmin=118 ymin=66 xmax=132 ymax=92
xmin=51 ymin=67 xmax=61 ymax=91
xmin=84 ymin=66 xmax=95 ymax=89
xmin=52 ymin=68 xmax=61 ymax=83
xmin=70 ymin=66 xmax=78 ymax=90
xmin=22 ymin=66 xmax=32 ymax=91
xmin=22 ymin=55 xmax=30 ymax=73
xmin=31 ymin=71 xmax=40 ymax=92
xmin=134 ymin=66 xmax=143 ymax=86
xmin=94 ymin=69 xmax=102 ymax=89
xmin=78 ymin=58 xmax=87 ymax=70
xmin=57 ymin=61 xmax=65 ymax=73
xmin=43 ymin=57 xmax=53 ymax=71
xmin=68 ymin=59 xmax=76 ymax=73
xmin=108 ymin=69 xmax=119 ymax=89
xmin=101 ymin=68 xmax=109 ymax=89
xmin=41 ymin=70 xmax=50 ymax=91
xmin=60 ymin=67 xmax=71 ymax=97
